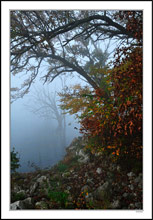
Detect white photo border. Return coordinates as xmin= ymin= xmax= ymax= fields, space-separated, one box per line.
xmin=1 ymin=1 xmax=152 ymax=219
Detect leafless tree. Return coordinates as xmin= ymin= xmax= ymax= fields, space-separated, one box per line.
xmin=26 ymin=86 xmax=66 ymax=150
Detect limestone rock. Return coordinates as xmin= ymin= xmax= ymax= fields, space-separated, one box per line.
xmin=22 ymin=197 xmax=34 ymax=209
xmin=64 ymin=190 xmax=70 ymax=194
xmin=129 ymin=203 xmax=135 ymax=209
xmin=116 ymin=165 xmax=121 ymax=172
xmin=67 ymin=186 xmax=71 ymax=191
xmin=135 ymin=202 xmax=142 ymax=209
xmin=13 ymin=185 xmax=22 ymax=193
xmin=93 ymin=182 xmax=109 ymax=200
xmin=11 ymin=196 xmax=33 ymax=210
xmin=16 ymin=190 xmax=26 ymax=197
xmin=30 ymin=182 xmax=38 ymax=195
xmin=95 ymin=152 xmax=103 ymax=157
xmin=78 ymin=156 xmax=89 ymax=163
xmin=87 ymin=178 xmax=94 ymax=185
xmin=128 ymin=184 xmax=134 ymax=191
xmin=85 ymin=172 xmax=88 ymax=177
xmin=127 ymin=172 xmax=135 ymax=178
xmin=37 ymin=176 xmax=47 ymax=184
xmin=67 ymin=195 xmax=73 ymax=202
xmin=62 ymin=172 xmax=71 ymax=178
xmin=75 ymin=148 xmax=90 ymax=163
xmin=35 ymin=201 xmax=48 ymax=209
xmin=81 ymin=185 xmax=90 ymax=192
xmin=138 ymin=182 xmax=142 ymax=189
xmin=110 ymin=200 xmax=120 ymax=209
xmin=123 ymin=192 xmax=128 ymax=198
xmin=134 ymin=176 xmax=142 ymax=184
xmin=96 ymin=167 xmax=102 ymax=174
xmin=10 ymin=200 xmax=25 ymax=210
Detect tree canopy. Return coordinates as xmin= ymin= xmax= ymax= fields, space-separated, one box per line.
xmin=11 ymin=10 xmax=142 ymax=102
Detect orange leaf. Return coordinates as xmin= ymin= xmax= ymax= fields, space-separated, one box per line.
xmin=127 ymin=100 xmax=131 ymax=106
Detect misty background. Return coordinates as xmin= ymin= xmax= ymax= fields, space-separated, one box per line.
xmin=11 ymin=74 xmax=84 ymax=173
xmin=10 ymin=41 xmax=114 ymax=173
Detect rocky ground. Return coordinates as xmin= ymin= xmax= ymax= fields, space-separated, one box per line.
xmin=11 ymin=136 xmax=142 ymax=210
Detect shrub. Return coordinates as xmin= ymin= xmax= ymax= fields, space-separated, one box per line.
xmin=11 ymin=191 xmax=25 ymax=203
xmin=47 ymin=189 xmax=69 ymax=207
xmin=56 ymin=161 xmax=68 ymax=172
xmin=11 ymin=147 xmax=20 ymax=172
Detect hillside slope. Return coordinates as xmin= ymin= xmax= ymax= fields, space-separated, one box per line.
xmin=11 ymin=136 xmax=142 ymax=210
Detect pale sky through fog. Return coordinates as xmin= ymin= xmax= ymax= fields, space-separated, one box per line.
xmin=11 ymin=69 xmax=84 ymax=172
xmin=10 ymin=31 xmax=116 ymax=172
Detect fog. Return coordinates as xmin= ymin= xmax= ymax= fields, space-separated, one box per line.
xmin=10 ymin=23 xmax=115 ymax=173
xmin=11 ymin=75 xmax=83 ymax=173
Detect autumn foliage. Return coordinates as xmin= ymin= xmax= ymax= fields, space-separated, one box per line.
xmin=59 ymin=11 xmax=143 ymax=169
xmin=80 ymin=46 xmax=142 ymax=162
xmin=80 ymin=12 xmax=142 ymax=166
xmin=114 ymin=11 xmax=143 ymax=44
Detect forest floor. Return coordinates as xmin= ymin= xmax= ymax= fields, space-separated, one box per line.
xmin=11 ymin=136 xmax=142 ymax=210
